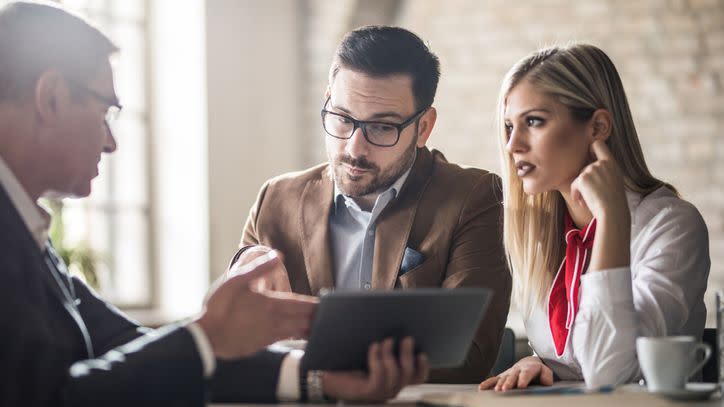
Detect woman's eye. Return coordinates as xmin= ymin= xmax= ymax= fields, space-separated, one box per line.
xmin=504 ymin=123 xmax=513 ymax=135
xmin=526 ymin=117 xmax=544 ymax=127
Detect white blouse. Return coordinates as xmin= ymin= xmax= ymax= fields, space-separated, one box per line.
xmin=524 ymin=187 xmax=710 ymax=388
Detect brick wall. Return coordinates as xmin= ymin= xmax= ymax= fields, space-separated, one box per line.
xmin=302 ymin=0 xmax=724 ymax=327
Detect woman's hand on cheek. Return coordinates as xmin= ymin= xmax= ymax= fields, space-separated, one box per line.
xmin=573 ymin=140 xmax=632 ymax=271
xmin=570 ymin=140 xmax=629 ymax=223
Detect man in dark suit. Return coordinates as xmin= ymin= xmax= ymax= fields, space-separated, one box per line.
xmin=0 ymin=2 xmax=427 ymax=406
xmin=231 ymin=26 xmax=512 ymax=383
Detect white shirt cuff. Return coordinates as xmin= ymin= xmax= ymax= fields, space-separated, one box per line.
xmin=276 ymin=350 xmax=304 ymax=401
xmin=579 ymin=266 xmax=633 ymax=311
xmin=186 ymin=322 xmax=216 ymax=378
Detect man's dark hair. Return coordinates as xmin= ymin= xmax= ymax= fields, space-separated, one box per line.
xmin=330 ymin=25 xmax=441 ymax=111
xmin=0 ymin=1 xmax=118 ymax=102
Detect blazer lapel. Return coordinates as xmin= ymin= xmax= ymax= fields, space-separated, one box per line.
xmin=0 ymin=186 xmax=65 ymax=305
xmin=0 ymin=185 xmax=94 ymax=357
xmin=372 ymin=147 xmax=435 ymax=289
xmin=299 ymin=169 xmax=335 ymax=295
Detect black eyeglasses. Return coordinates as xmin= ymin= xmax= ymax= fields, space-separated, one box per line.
xmin=321 ymin=97 xmax=428 ymax=147
xmin=67 ymin=77 xmax=123 ymax=126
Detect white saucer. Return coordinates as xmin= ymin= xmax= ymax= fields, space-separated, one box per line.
xmin=653 ymin=382 xmax=718 ymax=401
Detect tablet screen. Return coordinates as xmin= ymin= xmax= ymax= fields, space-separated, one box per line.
xmin=303 ymin=288 xmax=492 ymax=371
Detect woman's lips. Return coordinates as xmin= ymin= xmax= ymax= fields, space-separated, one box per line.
xmin=515 ymin=161 xmax=535 ymax=177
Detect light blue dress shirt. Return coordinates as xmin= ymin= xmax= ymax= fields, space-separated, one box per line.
xmin=329 ymin=164 xmax=413 ymax=290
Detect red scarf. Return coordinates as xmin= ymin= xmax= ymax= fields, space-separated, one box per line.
xmin=548 ymin=212 xmax=597 ymax=357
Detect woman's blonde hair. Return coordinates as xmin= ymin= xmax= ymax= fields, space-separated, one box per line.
xmin=497 ymin=43 xmax=676 ymax=315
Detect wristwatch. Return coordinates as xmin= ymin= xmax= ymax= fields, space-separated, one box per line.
xmin=300 ymin=368 xmax=327 ymax=403
xmin=306 ymin=370 xmax=325 ymax=402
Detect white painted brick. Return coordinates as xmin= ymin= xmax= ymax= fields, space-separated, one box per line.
xmin=689 ymin=0 xmax=722 ymax=10
xmin=696 ymin=9 xmax=724 ymax=30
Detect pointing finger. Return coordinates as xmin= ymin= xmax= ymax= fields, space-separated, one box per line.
xmin=205 ymin=255 xmax=279 ymax=305
xmin=218 ymin=251 xmax=282 ymax=296
xmin=590 ymin=139 xmax=612 ymax=161
xmin=229 ymin=250 xmax=280 ymax=278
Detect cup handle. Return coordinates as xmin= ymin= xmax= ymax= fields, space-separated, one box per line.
xmin=688 ymin=343 xmax=712 ymax=378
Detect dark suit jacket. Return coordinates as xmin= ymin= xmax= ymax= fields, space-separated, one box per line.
xmin=0 ymin=186 xmax=286 ymax=406
xmin=236 ymin=147 xmax=512 ymax=383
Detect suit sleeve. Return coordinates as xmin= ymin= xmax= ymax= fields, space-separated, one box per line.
xmin=241 ymin=181 xmax=272 ymax=249
xmin=226 ymin=181 xmax=273 ymax=270
xmin=62 ymin=324 xmax=207 ymax=406
xmin=70 ymin=267 xmax=287 ymax=404
xmin=428 ymin=173 xmax=512 ymax=383
xmin=209 ymin=348 xmax=288 ymax=403
xmin=70 ymin=273 xmax=288 ymax=404
xmin=73 ymin=275 xmax=148 ymax=353
xmin=0 ymin=246 xmax=286 ymax=406
xmin=0 ymin=241 xmax=205 ymax=406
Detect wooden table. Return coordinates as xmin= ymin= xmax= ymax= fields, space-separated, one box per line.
xmin=211 ymin=383 xmax=722 ymax=407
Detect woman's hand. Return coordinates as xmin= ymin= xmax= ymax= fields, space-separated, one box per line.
xmin=569 ymin=140 xmax=628 ymax=222
xmin=478 ymin=356 xmax=553 ymax=391
xmin=571 ymin=140 xmax=631 ymax=271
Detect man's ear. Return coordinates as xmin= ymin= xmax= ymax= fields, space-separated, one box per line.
xmin=34 ymin=70 xmax=67 ymax=125
xmin=416 ymin=107 xmax=437 ymax=148
xmin=590 ymin=109 xmax=612 ymax=142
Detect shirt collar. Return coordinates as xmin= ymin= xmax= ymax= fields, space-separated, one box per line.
xmin=333 ymin=153 xmax=416 ymax=214
xmin=0 ymin=155 xmax=51 ymax=249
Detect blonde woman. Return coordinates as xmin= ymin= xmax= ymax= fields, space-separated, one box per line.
xmin=480 ymin=44 xmax=709 ymax=391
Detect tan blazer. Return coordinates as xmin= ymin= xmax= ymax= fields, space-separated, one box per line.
xmin=235 ymin=147 xmax=511 ymax=383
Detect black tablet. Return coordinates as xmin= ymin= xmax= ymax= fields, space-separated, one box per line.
xmin=303 ymin=288 xmax=492 ymax=371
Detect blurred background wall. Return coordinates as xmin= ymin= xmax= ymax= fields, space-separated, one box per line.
xmin=37 ymin=0 xmax=723 ymax=330
xmin=290 ymin=0 xmax=724 ymax=329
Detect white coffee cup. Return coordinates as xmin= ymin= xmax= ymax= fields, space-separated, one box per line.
xmin=636 ymin=336 xmax=712 ymax=392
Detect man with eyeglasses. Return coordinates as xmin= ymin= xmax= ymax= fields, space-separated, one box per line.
xmin=232 ymin=25 xmax=512 ymax=384
xmin=0 ymin=3 xmax=427 ymax=405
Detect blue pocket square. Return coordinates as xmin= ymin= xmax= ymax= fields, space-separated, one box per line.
xmin=400 ymin=247 xmax=425 ymax=275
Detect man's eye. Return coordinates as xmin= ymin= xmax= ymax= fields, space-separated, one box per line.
xmin=369 ymin=123 xmax=396 ymax=133
xmin=337 ymin=116 xmax=352 ymax=124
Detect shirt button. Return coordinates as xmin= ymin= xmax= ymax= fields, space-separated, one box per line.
xmin=364 ymin=283 xmax=371 ymax=290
